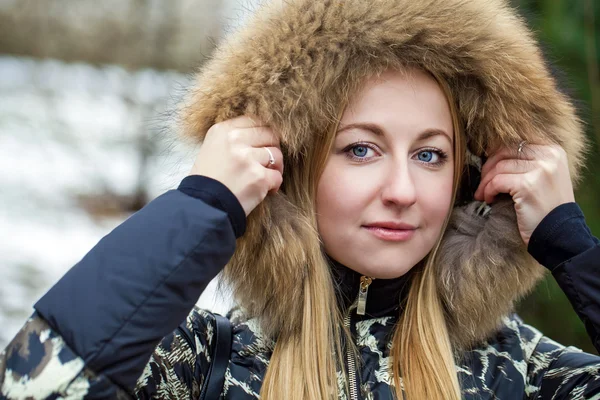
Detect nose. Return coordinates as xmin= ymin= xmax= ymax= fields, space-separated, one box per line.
xmin=380 ymin=161 xmax=417 ymax=208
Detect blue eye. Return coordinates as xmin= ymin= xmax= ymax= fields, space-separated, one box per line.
xmin=417 ymin=150 xmax=437 ymax=163
xmin=343 ymin=142 xmax=378 ymax=162
xmin=352 ymin=146 xmax=369 ymax=157
xmin=414 ymin=148 xmax=449 ymax=167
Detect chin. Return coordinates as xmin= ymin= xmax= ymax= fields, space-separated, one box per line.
xmin=354 ymin=262 xmax=415 ymax=279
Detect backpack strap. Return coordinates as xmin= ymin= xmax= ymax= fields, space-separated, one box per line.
xmin=200 ymin=313 xmax=232 ymax=400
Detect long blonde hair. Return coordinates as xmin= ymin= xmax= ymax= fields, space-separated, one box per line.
xmin=258 ymin=69 xmax=466 ymax=400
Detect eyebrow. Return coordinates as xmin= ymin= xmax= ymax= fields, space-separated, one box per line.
xmin=336 ymin=122 xmax=453 ymax=145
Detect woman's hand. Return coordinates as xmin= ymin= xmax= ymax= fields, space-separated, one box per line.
xmin=474 ymin=143 xmax=575 ymax=246
xmin=189 ymin=115 xmax=284 ymax=216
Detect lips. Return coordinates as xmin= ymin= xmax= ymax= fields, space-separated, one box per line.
xmin=363 ymin=222 xmax=417 ymax=230
xmin=362 ymin=222 xmax=417 ymax=241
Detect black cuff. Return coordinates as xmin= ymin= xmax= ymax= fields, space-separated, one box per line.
xmin=178 ymin=175 xmax=246 ymax=238
xmin=528 ymin=202 xmax=598 ymax=271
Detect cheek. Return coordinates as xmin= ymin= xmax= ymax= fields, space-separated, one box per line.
xmin=420 ymin=174 xmax=455 ymax=224
xmin=316 ymin=164 xmax=344 ymax=223
xmin=316 ymin=167 xmax=341 ymax=252
xmin=316 ymin=162 xmax=366 ymax=230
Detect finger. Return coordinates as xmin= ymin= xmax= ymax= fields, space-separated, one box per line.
xmin=230 ymin=126 xmax=281 ymax=148
xmin=225 ymin=115 xmax=268 ymax=129
xmin=475 ymin=159 xmax=535 ymax=200
xmin=480 ymin=148 xmax=511 ymax=184
xmin=254 ymin=146 xmax=284 ymax=175
xmin=265 ymin=168 xmax=284 ymax=194
xmin=481 ymin=145 xmax=532 ymax=178
xmin=483 ymin=141 xmax=554 ymax=172
xmin=476 ymin=142 xmax=539 ymax=201
xmin=482 ymin=173 xmax=519 ymax=204
xmin=476 ymin=149 xmax=515 ymax=201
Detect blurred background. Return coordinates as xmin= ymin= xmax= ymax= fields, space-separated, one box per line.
xmin=0 ymin=0 xmax=598 ymax=354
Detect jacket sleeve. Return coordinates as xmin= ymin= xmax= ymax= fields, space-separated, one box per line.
xmin=528 ymin=202 xmax=600 ymax=351
xmin=1 ymin=176 xmax=244 ymax=398
xmin=525 ymin=202 xmax=600 ymax=398
xmin=133 ymin=308 xmax=220 ymax=399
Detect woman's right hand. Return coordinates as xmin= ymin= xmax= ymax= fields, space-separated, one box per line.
xmin=188 ymin=115 xmax=284 ymax=216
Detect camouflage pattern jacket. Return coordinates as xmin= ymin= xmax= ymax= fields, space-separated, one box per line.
xmin=2 ymin=177 xmax=600 ymax=399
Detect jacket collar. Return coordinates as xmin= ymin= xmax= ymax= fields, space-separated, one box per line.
xmin=327 ymin=255 xmax=414 ymax=318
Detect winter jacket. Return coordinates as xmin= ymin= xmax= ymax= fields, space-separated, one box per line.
xmin=2 ymin=0 xmax=599 ymax=398
xmin=1 ymin=175 xmax=600 ymax=400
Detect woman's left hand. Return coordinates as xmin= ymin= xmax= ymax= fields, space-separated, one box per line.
xmin=474 ymin=143 xmax=575 ymax=246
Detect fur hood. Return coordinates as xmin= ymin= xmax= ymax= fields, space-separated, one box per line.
xmin=180 ymin=0 xmax=587 ymax=350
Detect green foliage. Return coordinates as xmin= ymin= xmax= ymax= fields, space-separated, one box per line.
xmin=512 ymin=0 xmax=600 ymax=354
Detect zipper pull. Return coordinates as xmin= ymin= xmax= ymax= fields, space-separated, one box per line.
xmin=357 ymin=276 xmax=373 ymax=316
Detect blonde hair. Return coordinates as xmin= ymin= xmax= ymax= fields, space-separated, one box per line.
xmin=258 ymin=69 xmax=466 ymax=400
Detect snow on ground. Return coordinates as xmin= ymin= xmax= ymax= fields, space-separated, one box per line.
xmin=0 ymin=55 xmax=234 ymax=348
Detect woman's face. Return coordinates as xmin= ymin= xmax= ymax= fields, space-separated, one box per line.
xmin=316 ymin=69 xmax=455 ymax=279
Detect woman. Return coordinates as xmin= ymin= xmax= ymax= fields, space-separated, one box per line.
xmin=2 ymin=0 xmax=600 ymax=399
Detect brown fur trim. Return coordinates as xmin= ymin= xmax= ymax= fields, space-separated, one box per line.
xmin=437 ymin=196 xmax=546 ymax=350
xmin=222 ymin=195 xmax=316 ymax=339
xmin=179 ymin=0 xmax=587 ymax=348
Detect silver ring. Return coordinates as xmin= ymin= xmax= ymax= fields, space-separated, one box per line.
xmin=517 ymin=140 xmax=527 ymax=154
xmin=264 ymin=147 xmax=275 ymax=166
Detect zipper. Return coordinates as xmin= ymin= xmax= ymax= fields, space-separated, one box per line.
xmin=357 ymin=276 xmax=372 ymax=316
xmin=344 ymin=275 xmax=373 ymax=400
xmin=344 ymin=309 xmax=359 ymax=400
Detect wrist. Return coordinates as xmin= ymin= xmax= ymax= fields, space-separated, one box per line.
xmin=178 ymin=175 xmax=247 ymax=238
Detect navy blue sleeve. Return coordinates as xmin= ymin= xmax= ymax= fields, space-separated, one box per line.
xmin=178 ymin=175 xmax=246 ymax=238
xmin=33 ymin=189 xmax=237 ymax=393
xmin=528 ymin=202 xmax=599 ymax=272
xmin=527 ymin=202 xmax=600 ymax=353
